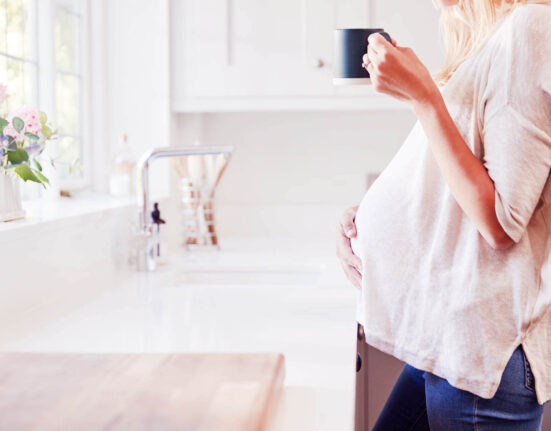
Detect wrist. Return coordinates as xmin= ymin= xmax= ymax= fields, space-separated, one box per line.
xmin=410 ymin=82 xmax=442 ymax=116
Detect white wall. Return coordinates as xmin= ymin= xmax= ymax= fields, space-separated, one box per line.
xmin=172 ymin=109 xmax=417 ymax=241
xmin=91 ymin=0 xmax=171 ymax=199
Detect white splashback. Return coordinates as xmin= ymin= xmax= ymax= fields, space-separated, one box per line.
xmin=172 ymin=110 xmax=417 ymax=240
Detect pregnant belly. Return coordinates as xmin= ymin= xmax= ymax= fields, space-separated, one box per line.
xmin=348 ymin=180 xmax=409 ymax=264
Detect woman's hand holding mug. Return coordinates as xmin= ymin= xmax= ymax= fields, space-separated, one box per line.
xmin=363 ymin=34 xmax=439 ymax=107
xmin=336 ymin=205 xmax=363 ymax=290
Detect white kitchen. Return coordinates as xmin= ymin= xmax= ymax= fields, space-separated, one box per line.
xmin=1 ymin=0 xmax=551 ymax=430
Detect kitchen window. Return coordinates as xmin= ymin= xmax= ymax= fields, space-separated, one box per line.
xmin=0 ymin=0 xmax=38 ymax=111
xmin=0 ymin=0 xmax=90 ymax=191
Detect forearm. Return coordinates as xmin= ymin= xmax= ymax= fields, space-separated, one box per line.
xmin=411 ymin=91 xmax=514 ymax=250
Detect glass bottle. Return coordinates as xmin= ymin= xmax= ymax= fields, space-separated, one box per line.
xmin=109 ymin=134 xmax=136 ymax=196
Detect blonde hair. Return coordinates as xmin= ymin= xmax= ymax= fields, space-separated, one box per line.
xmin=434 ymin=0 xmax=551 ymax=86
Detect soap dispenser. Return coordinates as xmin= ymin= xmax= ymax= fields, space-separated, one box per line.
xmin=151 ymin=202 xmax=168 ymax=264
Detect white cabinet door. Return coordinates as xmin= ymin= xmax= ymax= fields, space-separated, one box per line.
xmin=174 ymin=0 xmax=373 ymax=98
xmin=182 ymin=0 xmax=340 ymax=98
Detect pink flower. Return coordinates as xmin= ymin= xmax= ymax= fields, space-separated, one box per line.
xmin=3 ymin=105 xmax=41 ymax=141
xmin=2 ymin=124 xmax=21 ymax=141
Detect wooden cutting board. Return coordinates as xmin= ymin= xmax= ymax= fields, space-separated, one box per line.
xmin=0 ymin=352 xmax=285 ymax=431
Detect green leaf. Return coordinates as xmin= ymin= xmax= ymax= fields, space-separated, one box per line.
xmin=42 ymin=124 xmax=52 ymax=139
xmin=7 ymin=148 xmax=29 ymax=165
xmin=69 ymin=157 xmax=82 ymax=175
xmin=32 ymin=168 xmax=49 ymax=185
xmin=39 ymin=111 xmax=47 ymax=125
xmin=14 ymin=164 xmax=41 ymax=184
xmin=12 ymin=117 xmax=24 ymax=133
xmin=0 ymin=117 xmax=7 ymax=133
xmin=33 ymin=159 xmax=43 ymax=171
xmin=25 ymin=132 xmax=40 ymax=141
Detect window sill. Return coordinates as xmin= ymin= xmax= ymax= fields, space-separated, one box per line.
xmin=0 ymin=193 xmax=136 ymax=237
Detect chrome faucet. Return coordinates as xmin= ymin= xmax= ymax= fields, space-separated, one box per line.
xmin=135 ymin=146 xmax=233 ymax=271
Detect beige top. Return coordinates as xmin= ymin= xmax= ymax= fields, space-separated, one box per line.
xmin=351 ymin=3 xmax=551 ymax=405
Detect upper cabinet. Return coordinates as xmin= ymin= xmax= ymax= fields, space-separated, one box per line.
xmin=170 ymin=0 xmax=444 ymax=112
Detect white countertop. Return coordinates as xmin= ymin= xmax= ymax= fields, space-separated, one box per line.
xmin=0 ymin=194 xmax=136 ymax=234
xmin=4 ymin=237 xmax=359 ymax=430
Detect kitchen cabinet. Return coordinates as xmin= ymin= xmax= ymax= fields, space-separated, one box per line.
xmin=355 ymin=323 xmax=407 ymax=430
xmin=170 ymin=0 xmax=443 ymax=111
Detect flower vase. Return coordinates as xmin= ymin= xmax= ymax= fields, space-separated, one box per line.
xmin=0 ymin=172 xmax=25 ymax=222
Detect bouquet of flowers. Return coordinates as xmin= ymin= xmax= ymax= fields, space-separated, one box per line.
xmin=0 ymin=84 xmax=57 ymax=187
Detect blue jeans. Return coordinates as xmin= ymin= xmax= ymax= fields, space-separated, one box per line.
xmin=372 ymin=344 xmax=544 ymax=431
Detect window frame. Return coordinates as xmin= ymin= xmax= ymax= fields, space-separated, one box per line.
xmin=50 ymin=0 xmax=92 ymax=190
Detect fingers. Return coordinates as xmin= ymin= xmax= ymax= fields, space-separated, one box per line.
xmin=336 ymin=205 xmax=364 ymax=290
xmin=339 ymin=206 xmax=358 ymax=237
xmin=349 ymin=270 xmax=362 ymax=290
xmin=343 ymin=220 xmax=356 ymax=238
xmin=336 ymin=230 xmax=351 ymax=257
xmin=362 ymin=53 xmax=370 ymax=70
xmin=367 ymin=44 xmax=384 ymax=69
xmin=368 ymin=32 xmax=392 ymax=51
xmin=343 ymin=264 xmax=362 ymax=290
xmin=349 ymin=253 xmax=363 ymax=274
xmin=364 ymin=33 xmax=396 ymax=69
xmin=338 ymin=236 xmax=362 ymax=274
xmin=367 ymin=61 xmax=375 ymax=76
xmin=336 ymin=231 xmax=363 ymax=274
xmin=366 ymin=33 xmax=394 ymax=68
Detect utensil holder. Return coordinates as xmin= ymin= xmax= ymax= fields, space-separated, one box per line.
xmin=180 ymin=178 xmax=220 ymax=249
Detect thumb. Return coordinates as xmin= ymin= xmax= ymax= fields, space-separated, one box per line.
xmin=343 ymin=221 xmax=357 ymax=237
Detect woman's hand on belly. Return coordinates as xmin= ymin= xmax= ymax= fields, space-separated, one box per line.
xmin=336 ymin=205 xmax=363 ymax=290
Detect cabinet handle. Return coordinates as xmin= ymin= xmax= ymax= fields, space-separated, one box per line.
xmin=314 ymin=58 xmax=326 ymax=69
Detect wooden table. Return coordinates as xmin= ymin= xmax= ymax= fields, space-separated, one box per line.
xmin=0 ymin=352 xmax=285 ymax=431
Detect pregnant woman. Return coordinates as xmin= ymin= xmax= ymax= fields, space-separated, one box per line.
xmin=336 ymin=0 xmax=551 ymax=429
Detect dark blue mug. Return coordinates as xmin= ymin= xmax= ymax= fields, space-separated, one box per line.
xmin=333 ymin=28 xmax=392 ymax=85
